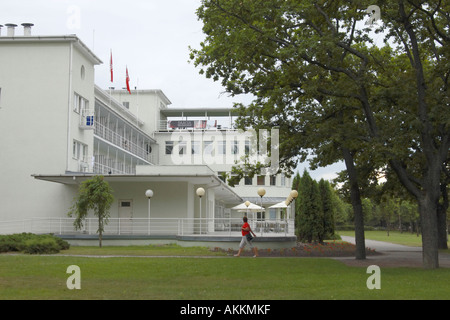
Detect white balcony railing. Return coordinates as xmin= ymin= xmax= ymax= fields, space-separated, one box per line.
xmin=94 ymin=121 xmax=154 ymax=163
xmin=93 ymin=160 xmax=136 ymax=175
xmin=158 ymin=120 xmax=237 ymax=132
xmin=79 ymin=108 xmax=95 ymax=130
xmin=0 ymin=218 xmax=295 ymax=237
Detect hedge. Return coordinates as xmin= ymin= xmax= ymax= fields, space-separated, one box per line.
xmin=0 ymin=233 xmax=70 ymax=254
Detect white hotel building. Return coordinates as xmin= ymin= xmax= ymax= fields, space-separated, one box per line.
xmin=0 ymin=24 xmax=296 ymax=247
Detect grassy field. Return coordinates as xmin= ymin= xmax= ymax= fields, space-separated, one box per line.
xmin=61 ymin=243 xmax=228 ymax=257
xmin=1 ymin=248 xmax=449 ymax=300
xmin=338 ymin=230 xmax=449 ymax=250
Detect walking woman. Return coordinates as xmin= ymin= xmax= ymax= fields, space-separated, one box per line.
xmin=234 ymin=216 xmax=258 ymax=257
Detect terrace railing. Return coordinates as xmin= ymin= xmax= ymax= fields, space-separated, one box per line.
xmin=0 ymin=218 xmax=295 ymax=237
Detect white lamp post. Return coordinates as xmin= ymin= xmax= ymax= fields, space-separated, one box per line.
xmin=257 ymin=188 xmax=266 ymax=236
xmin=145 ymin=189 xmax=153 ymax=235
xmin=289 ymin=190 xmax=299 ymax=234
xmin=196 ymin=187 xmax=205 ymax=234
xmin=245 ymin=200 xmax=250 ymax=216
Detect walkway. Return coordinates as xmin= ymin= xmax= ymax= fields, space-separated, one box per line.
xmin=336 ymin=236 xmax=450 ymax=268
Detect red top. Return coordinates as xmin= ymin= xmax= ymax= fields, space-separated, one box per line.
xmin=242 ymin=222 xmax=250 ymax=236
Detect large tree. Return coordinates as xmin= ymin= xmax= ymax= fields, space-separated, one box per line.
xmin=191 ymin=0 xmax=449 ymax=268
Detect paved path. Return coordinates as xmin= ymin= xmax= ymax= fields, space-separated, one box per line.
xmin=336 ymin=236 xmax=450 ymax=268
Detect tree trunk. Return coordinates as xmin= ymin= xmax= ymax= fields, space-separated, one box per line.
xmin=418 ymin=196 xmax=439 ymax=269
xmin=437 ymin=182 xmax=448 ymax=249
xmin=98 ymin=218 xmax=103 ymax=248
xmin=342 ymin=147 xmax=366 ymax=260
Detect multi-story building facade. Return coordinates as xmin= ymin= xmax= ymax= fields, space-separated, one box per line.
xmin=0 ymin=25 xmax=295 ymax=245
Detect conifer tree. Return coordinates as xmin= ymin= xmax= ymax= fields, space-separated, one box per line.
xmin=296 ymin=171 xmax=324 ymax=243
xmin=318 ymin=179 xmax=335 ymax=239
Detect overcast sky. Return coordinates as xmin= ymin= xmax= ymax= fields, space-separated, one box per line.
xmin=1 ymin=0 xmax=345 ymax=181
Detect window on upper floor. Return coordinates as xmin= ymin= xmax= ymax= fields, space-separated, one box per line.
xmin=270 ymin=175 xmax=277 ymax=186
xmin=122 ymin=102 xmax=130 ymax=109
xmin=192 ymin=141 xmax=200 ymax=155
xmin=281 ymin=174 xmax=286 ymax=186
xmin=145 ymin=143 xmax=152 ymax=155
xmin=218 ymin=140 xmax=226 ymax=155
xmin=257 ymin=175 xmax=265 ymax=186
xmin=165 ymin=141 xmax=174 ymax=155
xmin=244 ymin=176 xmax=252 ymax=186
xmin=178 ymin=141 xmax=187 ymax=155
xmin=218 ymin=172 xmax=227 ymax=182
xmin=204 ymin=140 xmax=214 ymax=156
xmin=245 ymin=140 xmax=250 ymax=155
xmin=231 ymin=140 xmax=239 ymax=155
xmin=73 ymin=92 xmax=89 ymax=114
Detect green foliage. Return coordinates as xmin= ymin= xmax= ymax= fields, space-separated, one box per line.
xmin=294 ymin=171 xmax=343 ymax=242
xmin=0 ymin=233 xmax=70 ymax=254
xmin=68 ymin=176 xmax=114 ymax=247
xmin=318 ymin=179 xmax=336 ymax=239
xmin=191 ymin=0 xmax=449 ymax=267
xmin=2 ymin=255 xmax=449 ymax=300
xmin=296 ymin=170 xmax=324 ymax=243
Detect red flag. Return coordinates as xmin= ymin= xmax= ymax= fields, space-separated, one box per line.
xmin=126 ymin=67 xmax=131 ymax=94
xmin=110 ymin=50 xmax=113 ymax=83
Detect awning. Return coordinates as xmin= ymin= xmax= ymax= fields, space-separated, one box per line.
xmin=269 ymin=201 xmax=289 ymax=209
xmin=231 ymin=202 xmax=265 ymax=212
xmin=32 ymin=166 xmax=243 ymax=205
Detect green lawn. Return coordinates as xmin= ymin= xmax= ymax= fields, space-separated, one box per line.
xmin=0 ymin=253 xmax=449 ymax=300
xmin=338 ymin=230 xmax=449 ymax=250
xmin=61 ymin=244 xmax=228 ymax=257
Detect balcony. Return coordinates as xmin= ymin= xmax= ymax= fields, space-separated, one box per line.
xmin=93 ymin=156 xmax=136 ymax=175
xmin=79 ymin=108 xmax=95 ymax=130
xmin=94 ymin=121 xmax=154 ymax=164
xmin=158 ymin=119 xmax=237 ymax=132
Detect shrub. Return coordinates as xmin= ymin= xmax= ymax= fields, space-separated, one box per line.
xmin=0 ymin=233 xmax=70 ymax=254
xmin=22 ymin=238 xmax=60 ymax=254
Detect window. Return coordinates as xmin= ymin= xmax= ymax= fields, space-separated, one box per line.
xmin=191 ymin=141 xmax=200 ymax=155
xmin=280 ymin=174 xmax=286 ymax=186
xmin=218 ymin=172 xmax=227 ymax=182
xmin=218 ymin=140 xmax=226 ymax=155
xmin=80 ymin=65 xmax=85 ymax=80
xmin=245 ymin=140 xmax=250 ymax=155
xmin=257 ymin=175 xmax=265 ymax=186
xmin=178 ymin=141 xmax=187 ymax=155
xmin=231 ymin=140 xmax=239 ymax=154
xmin=270 ymin=175 xmax=277 ymax=186
xmin=244 ymin=176 xmax=252 ymax=186
xmin=165 ymin=141 xmax=174 ymax=155
xmin=73 ymin=93 xmax=89 ymax=114
xmin=269 ymin=209 xmax=276 ymax=220
xmin=73 ymin=140 xmax=88 ymax=161
xmin=204 ymin=140 xmax=214 ymax=156
xmin=122 ymin=102 xmax=130 ymax=109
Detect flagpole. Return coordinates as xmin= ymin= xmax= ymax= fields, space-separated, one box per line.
xmin=109 ymin=49 xmax=113 ymax=107
xmin=136 ymin=78 xmax=139 ymax=126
